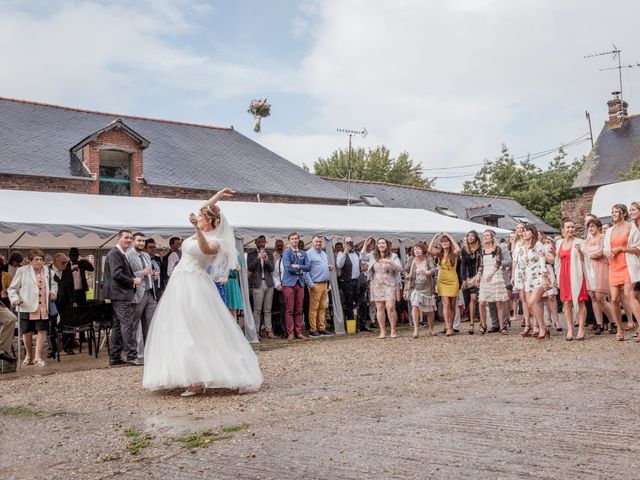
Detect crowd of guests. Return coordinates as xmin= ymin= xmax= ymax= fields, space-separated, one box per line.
xmin=242 ymin=203 xmax=640 ymax=343
xmin=3 ymin=201 xmax=640 ymax=369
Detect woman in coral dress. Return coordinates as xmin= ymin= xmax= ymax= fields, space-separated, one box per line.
xmin=603 ymin=203 xmax=640 ymax=341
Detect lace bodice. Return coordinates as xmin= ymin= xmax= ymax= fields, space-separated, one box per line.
xmin=171 ymin=234 xmax=217 ymax=274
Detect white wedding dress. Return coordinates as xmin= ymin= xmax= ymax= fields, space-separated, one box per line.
xmin=142 ymin=214 xmax=263 ymax=392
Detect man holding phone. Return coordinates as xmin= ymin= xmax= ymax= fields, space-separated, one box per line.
xmin=247 ymin=235 xmax=276 ymax=338
xmin=337 ymin=236 xmax=370 ymax=332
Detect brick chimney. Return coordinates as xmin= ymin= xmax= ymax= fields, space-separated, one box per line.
xmin=607 ymin=91 xmax=628 ymax=128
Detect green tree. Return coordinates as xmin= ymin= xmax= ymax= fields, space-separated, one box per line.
xmin=463 ymin=145 xmax=585 ymax=229
xmin=314 ymin=145 xmax=435 ymax=188
xmin=619 ymin=158 xmax=640 ymax=180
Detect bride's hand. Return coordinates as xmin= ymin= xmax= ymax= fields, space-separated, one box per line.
xmin=189 ymin=213 xmax=198 ymax=228
xmin=215 ymin=188 xmax=235 ymax=201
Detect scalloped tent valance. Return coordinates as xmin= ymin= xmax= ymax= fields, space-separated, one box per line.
xmin=0 ymin=189 xmax=510 ymax=249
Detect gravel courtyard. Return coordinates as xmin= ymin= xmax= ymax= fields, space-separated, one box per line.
xmin=2 ymin=327 xmax=640 ymax=480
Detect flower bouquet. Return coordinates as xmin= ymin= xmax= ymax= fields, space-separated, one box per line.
xmin=247 ymin=98 xmax=271 ymax=133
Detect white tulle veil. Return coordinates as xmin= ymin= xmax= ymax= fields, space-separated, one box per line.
xmin=207 ymin=210 xmax=238 ymax=276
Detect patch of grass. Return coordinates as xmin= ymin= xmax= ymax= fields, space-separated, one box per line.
xmin=123 ymin=429 xmax=152 ymax=455
xmin=0 ymin=406 xmax=44 ymax=417
xmin=169 ymin=428 xmax=231 ymax=449
xmin=221 ymin=423 xmax=249 ymax=434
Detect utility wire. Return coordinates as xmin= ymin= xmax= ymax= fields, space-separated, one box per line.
xmin=420 ymin=133 xmax=590 ymax=172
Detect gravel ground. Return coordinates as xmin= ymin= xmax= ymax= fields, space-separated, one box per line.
xmin=2 ymin=321 xmax=640 ymax=480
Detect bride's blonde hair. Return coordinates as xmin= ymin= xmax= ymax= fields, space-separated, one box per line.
xmin=200 ymin=204 xmax=221 ymax=229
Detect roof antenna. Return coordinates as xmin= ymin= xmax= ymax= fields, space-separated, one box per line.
xmin=584 ymin=44 xmax=632 ymax=104
xmin=336 ymin=128 xmax=368 ymax=206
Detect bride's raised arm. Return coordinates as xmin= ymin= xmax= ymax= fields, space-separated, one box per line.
xmin=203 ymin=187 xmax=235 ymax=211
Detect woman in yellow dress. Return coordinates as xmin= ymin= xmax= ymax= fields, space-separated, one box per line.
xmin=429 ymin=232 xmax=461 ymax=336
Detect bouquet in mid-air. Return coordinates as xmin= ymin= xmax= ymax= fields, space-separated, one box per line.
xmin=247 ymin=98 xmax=271 ymax=133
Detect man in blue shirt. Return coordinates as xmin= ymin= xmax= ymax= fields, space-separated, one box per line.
xmin=281 ymin=232 xmax=311 ymax=340
xmin=304 ymin=235 xmax=334 ymax=336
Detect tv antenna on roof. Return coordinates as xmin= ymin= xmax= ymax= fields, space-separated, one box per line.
xmin=584 ymin=44 xmax=626 ymax=103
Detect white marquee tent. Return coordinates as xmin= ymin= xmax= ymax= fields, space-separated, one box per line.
xmin=590 ymin=179 xmax=640 ymax=219
xmin=0 ymin=189 xmax=510 ymax=342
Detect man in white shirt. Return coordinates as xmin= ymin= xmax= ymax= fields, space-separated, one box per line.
xmin=166 ymin=237 xmax=182 ymax=279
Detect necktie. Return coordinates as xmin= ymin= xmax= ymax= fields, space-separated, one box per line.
xmin=279 ymin=258 xmax=283 ymax=281
xmin=139 ymin=254 xmax=152 ymax=290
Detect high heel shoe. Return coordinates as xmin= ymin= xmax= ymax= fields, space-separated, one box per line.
xmin=181 ymin=385 xmax=205 ymax=397
xmin=594 ymin=325 xmax=603 ymax=336
xmin=479 ymin=324 xmax=487 ymax=335
xmin=536 ymin=328 xmax=550 ymax=340
xmin=520 ymin=326 xmax=532 ymax=337
xmin=566 ymin=334 xmax=574 ymax=341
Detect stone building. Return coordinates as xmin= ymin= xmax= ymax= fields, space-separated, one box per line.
xmin=0 ymin=97 xmax=348 ymax=204
xmin=564 ymin=92 xmax=640 ymax=224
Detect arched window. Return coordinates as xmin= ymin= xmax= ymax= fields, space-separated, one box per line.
xmin=99 ymin=149 xmax=131 ymax=196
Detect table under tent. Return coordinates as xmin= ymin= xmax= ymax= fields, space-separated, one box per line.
xmin=0 ymin=189 xmax=510 ymax=343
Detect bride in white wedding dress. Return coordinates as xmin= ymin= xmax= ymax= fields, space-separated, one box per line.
xmin=142 ymin=188 xmax=263 ymax=396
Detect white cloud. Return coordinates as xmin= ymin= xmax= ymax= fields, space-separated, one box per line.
xmin=0 ymin=1 xmax=292 ymax=113
xmin=261 ymin=0 xmax=640 ymax=190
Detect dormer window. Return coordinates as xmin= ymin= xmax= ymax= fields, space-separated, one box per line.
xmin=360 ymin=195 xmax=384 ymax=207
xmin=99 ymin=149 xmax=131 ymax=196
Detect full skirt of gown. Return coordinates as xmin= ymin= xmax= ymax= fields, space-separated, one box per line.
xmin=142 ymin=267 xmax=263 ymax=392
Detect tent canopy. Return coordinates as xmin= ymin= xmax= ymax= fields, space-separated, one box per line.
xmin=591 ymin=179 xmax=640 ymax=220
xmin=0 ymin=189 xmax=510 ymax=249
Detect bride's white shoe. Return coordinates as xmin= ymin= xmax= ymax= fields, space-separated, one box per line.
xmin=180 ymin=386 xmax=204 ymax=397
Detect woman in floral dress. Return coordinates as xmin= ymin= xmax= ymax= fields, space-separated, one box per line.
xmin=521 ymin=225 xmax=550 ymax=339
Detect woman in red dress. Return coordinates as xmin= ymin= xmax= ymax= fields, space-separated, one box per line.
xmin=555 ymin=218 xmax=588 ymax=340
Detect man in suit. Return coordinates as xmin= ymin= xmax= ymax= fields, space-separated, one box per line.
xmin=247 ymin=235 xmax=276 ymax=338
xmin=49 ymin=253 xmax=75 ymax=356
xmin=145 ymin=238 xmax=163 ymax=299
xmin=281 ymin=232 xmax=311 ymax=341
xmin=66 ymin=247 xmax=94 ymax=305
xmin=102 ymin=229 xmax=142 ymax=366
xmin=127 ymin=232 xmax=158 ymax=352
xmin=336 ymin=236 xmax=371 ymax=332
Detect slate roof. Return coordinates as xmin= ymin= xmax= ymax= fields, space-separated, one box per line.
xmin=322 ymin=178 xmax=556 ymax=233
xmin=0 ymin=97 xmax=348 ymax=202
xmin=573 ymin=115 xmax=640 ymax=189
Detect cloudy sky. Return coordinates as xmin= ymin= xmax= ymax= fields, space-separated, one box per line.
xmin=2 ymin=0 xmax=639 ymax=190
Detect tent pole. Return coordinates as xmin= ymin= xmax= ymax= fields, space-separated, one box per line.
xmin=98 ymin=234 xmax=117 ymax=249
xmin=398 ymin=239 xmax=411 ymax=326
xmin=235 ymin=236 xmax=259 ymax=343
xmin=8 ymin=232 xmax=26 ymax=250
xmin=324 ymin=236 xmax=345 ymax=335
xmin=94 ymin=248 xmax=101 ymax=301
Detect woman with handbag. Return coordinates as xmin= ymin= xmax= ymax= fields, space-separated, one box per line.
xmin=405 ymin=242 xmax=437 ymax=338
xmin=7 ymin=249 xmax=58 ymax=367
xmin=555 ymin=218 xmax=589 ymax=341
xmin=460 ymin=231 xmax=481 ymax=334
